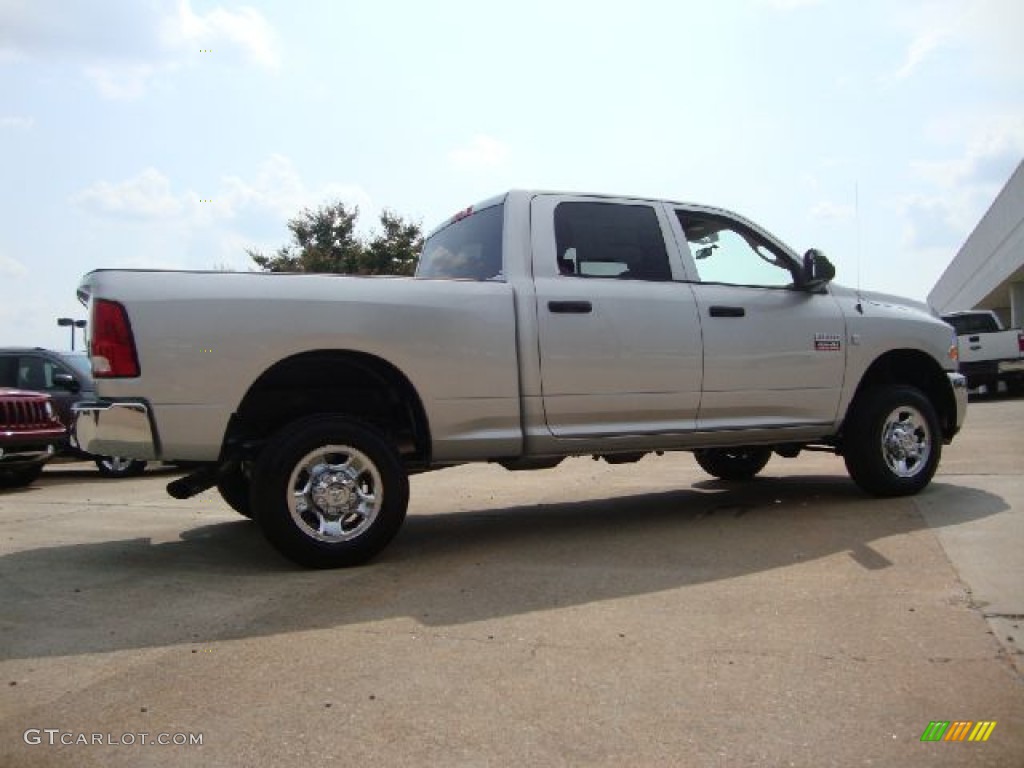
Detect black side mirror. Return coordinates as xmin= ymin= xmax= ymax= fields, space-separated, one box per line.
xmin=802 ymin=249 xmax=836 ymax=289
xmin=53 ymin=372 xmax=80 ymax=392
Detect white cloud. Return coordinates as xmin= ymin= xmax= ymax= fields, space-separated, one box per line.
xmin=448 ymin=135 xmax=511 ymax=170
xmin=72 ymin=156 xmax=372 ymax=227
xmin=0 ymin=252 xmax=28 ymax=278
xmin=913 ymin=116 xmax=1024 ymax=188
xmin=73 ymin=168 xmax=184 ymax=219
xmin=886 ymin=0 xmax=1024 ymax=82
xmin=900 ymin=117 xmax=1024 ymax=251
xmin=892 ymin=27 xmax=949 ymax=80
xmin=161 ymin=0 xmax=280 ymax=71
xmin=0 ymin=0 xmax=280 ymax=100
xmin=216 ymin=154 xmax=372 ymax=220
xmin=0 ymin=116 xmax=34 ymax=130
xmin=899 ymin=194 xmax=971 ymax=250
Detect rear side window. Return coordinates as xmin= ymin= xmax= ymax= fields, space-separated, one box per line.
xmin=554 ymin=202 xmax=672 ymax=281
xmin=944 ymin=314 xmax=997 ymax=334
xmin=416 ymin=203 xmax=504 ymax=280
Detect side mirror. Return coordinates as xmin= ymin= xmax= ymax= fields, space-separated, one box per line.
xmin=53 ymin=372 xmax=80 ymax=392
xmin=802 ymin=249 xmax=836 ymax=289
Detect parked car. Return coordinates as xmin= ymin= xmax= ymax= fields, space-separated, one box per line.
xmin=0 ymin=387 xmax=67 ymax=488
xmin=0 ymin=348 xmax=148 ymax=476
xmin=941 ymin=310 xmax=1024 ymax=395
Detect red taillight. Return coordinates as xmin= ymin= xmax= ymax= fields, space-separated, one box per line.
xmin=1018 ymin=332 xmax=1024 ymax=354
xmin=91 ymin=299 xmax=140 ymax=378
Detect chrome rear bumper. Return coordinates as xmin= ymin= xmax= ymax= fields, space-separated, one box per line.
xmin=73 ymin=400 xmax=160 ymax=460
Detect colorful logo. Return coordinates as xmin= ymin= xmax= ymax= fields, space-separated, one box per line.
xmin=920 ymin=721 xmax=996 ymax=742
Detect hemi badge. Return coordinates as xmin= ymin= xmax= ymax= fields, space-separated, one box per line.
xmin=814 ymin=333 xmax=842 ymax=351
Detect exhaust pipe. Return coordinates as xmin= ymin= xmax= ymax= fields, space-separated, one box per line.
xmin=166 ymin=465 xmax=220 ymax=499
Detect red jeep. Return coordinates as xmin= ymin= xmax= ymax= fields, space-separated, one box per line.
xmin=0 ymin=388 xmax=68 ymax=488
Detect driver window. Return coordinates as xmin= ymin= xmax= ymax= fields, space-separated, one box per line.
xmin=676 ymin=211 xmax=794 ymax=288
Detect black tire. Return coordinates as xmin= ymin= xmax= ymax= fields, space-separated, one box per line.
xmin=842 ymin=385 xmax=941 ymax=497
xmin=216 ymin=462 xmax=253 ymax=519
xmin=1005 ymin=378 xmax=1024 ymax=398
xmin=0 ymin=463 xmax=45 ymax=489
xmin=94 ymin=456 xmax=148 ymax=478
xmin=694 ymin=446 xmax=772 ymax=481
xmin=251 ymin=416 xmax=409 ymax=568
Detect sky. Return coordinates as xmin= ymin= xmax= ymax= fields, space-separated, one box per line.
xmin=1 ymin=0 xmax=1022 ymax=349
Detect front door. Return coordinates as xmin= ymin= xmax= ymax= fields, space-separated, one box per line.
xmin=669 ymin=207 xmax=847 ymax=430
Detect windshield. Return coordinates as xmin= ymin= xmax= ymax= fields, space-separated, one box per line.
xmin=416 ymin=203 xmax=504 ymax=280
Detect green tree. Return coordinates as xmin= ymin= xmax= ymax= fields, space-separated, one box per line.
xmin=362 ymin=209 xmax=423 ymax=276
xmin=248 ymin=201 xmax=421 ymax=276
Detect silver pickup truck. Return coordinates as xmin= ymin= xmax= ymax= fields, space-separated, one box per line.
xmin=75 ymin=189 xmax=967 ymax=568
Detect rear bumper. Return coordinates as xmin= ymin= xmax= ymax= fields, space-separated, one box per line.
xmin=959 ymin=359 xmax=1024 ymax=381
xmin=947 ymin=372 xmax=968 ymax=440
xmin=72 ymin=400 xmax=160 ymax=460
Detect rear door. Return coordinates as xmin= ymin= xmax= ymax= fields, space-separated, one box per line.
xmin=530 ymin=195 xmax=703 ymax=437
xmin=668 ymin=206 xmax=847 ymax=429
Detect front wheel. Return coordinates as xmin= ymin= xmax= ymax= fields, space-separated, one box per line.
xmin=251 ymin=416 xmax=409 ymax=568
xmin=694 ymin=446 xmax=772 ymax=481
xmin=94 ymin=456 xmax=148 ymax=478
xmin=842 ymin=385 xmax=941 ymax=497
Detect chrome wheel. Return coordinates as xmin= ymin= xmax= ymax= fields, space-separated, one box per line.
xmin=880 ymin=405 xmax=932 ymax=479
xmin=94 ymin=455 xmax=147 ymax=477
xmin=102 ymin=456 xmax=134 ymax=473
xmin=288 ymin=445 xmax=383 ymax=543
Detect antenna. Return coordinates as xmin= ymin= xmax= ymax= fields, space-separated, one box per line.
xmin=855 ymin=181 xmax=863 ymax=314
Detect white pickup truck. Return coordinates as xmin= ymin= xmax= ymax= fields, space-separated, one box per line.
xmin=75 ymin=190 xmax=967 ymax=568
xmin=941 ymin=309 xmax=1024 ymax=395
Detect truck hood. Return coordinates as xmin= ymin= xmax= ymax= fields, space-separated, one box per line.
xmin=829 ymin=284 xmax=936 ymax=319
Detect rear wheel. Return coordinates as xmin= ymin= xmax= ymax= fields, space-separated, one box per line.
xmin=694 ymin=446 xmax=772 ymax=481
xmin=843 ymin=385 xmax=941 ymax=496
xmin=216 ymin=462 xmax=253 ymax=519
xmin=251 ymin=416 xmax=409 ymax=568
xmin=94 ymin=456 xmax=148 ymax=478
xmin=0 ymin=463 xmax=44 ymax=489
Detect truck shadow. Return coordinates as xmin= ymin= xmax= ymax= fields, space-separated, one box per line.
xmin=0 ymin=476 xmax=1008 ymax=660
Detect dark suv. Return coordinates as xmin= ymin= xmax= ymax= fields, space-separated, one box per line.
xmin=0 ymin=388 xmax=67 ymax=488
xmin=0 ymin=348 xmax=148 ymax=477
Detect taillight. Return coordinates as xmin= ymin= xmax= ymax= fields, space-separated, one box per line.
xmin=1018 ymin=331 xmax=1024 ymax=354
xmin=91 ymin=299 xmax=140 ymax=378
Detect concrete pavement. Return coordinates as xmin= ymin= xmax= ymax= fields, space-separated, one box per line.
xmin=1 ymin=396 xmax=1021 ymax=766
